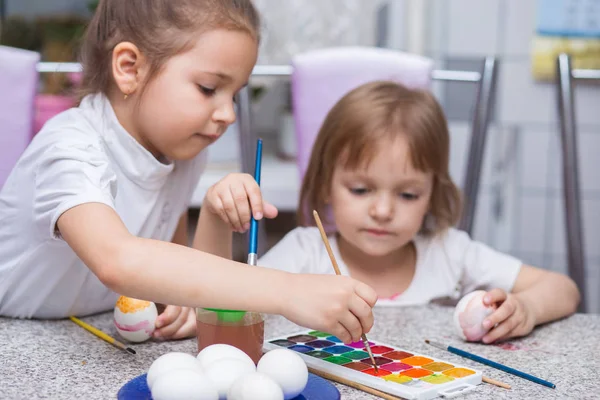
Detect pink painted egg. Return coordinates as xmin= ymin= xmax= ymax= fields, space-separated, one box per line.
xmin=453 ymin=290 xmax=494 ymax=342
xmin=113 ymin=296 xmax=158 ymax=343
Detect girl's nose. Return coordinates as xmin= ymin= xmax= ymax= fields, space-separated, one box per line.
xmin=213 ymin=100 xmax=236 ymax=125
xmin=369 ymin=193 xmax=394 ymax=221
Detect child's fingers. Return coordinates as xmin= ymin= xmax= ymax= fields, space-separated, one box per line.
xmin=229 ymin=184 xmax=251 ymax=231
xmin=482 ymin=300 xmax=516 ymax=332
xmin=349 ymin=296 xmax=374 ymax=334
xmin=355 ymin=282 xmax=378 ymax=308
xmin=242 ymin=176 xmax=264 ymax=220
xmin=155 ymin=305 xmax=181 ymax=329
xmin=209 ymin=195 xmax=230 ymax=225
xmin=482 ymin=314 xmax=519 ymax=344
xmin=263 ymin=201 xmax=279 ymax=219
xmin=169 ymin=310 xmax=197 ymax=340
xmin=219 ymin=189 xmax=243 ymax=232
xmin=154 ymin=307 xmax=189 ymax=339
xmin=333 ymin=322 xmax=352 ymax=344
xmin=339 ymin=311 xmax=363 ymax=343
xmin=483 ymin=288 xmax=507 ymax=306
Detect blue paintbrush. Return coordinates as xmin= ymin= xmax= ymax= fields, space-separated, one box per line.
xmin=247 ymin=138 xmax=263 ymax=266
xmin=425 ymin=339 xmax=555 ymax=389
xmin=206 ymin=138 xmax=263 ymax=323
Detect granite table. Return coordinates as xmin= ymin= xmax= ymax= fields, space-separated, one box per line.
xmin=1 ymin=305 xmax=598 ymax=399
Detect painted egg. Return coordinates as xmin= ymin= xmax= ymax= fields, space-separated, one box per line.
xmin=196 ymin=343 xmax=255 ymax=371
xmin=453 ymin=290 xmax=494 ymax=342
xmin=257 ymin=349 xmax=308 ymax=400
xmin=113 ymin=295 xmax=157 ymax=342
xmin=147 ymin=352 xmax=203 ymax=390
xmin=227 ymin=372 xmax=284 ymax=400
xmin=205 ymin=357 xmax=256 ymax=399
xmin=151 ymin=369 xmax=218 ymax=400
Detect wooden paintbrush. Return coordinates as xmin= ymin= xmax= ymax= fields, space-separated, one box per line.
xmin=70 ymin=316 xmax=136 ymax=355
xmin=313 ymin=210 xmax=379 ymax=374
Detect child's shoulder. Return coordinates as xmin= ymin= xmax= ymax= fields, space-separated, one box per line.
xmin=35 ymin=95 xmax=104 ymax=145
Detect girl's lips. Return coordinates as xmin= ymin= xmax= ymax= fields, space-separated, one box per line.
xmin=196 ymin=132 xmax=220 ymax=140
xmin=365 ymin=229 xmax=392 ymax=236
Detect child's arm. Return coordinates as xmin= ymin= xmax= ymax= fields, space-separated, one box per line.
xmin=480 ymin=265 xmax=580 ymax=343
xmin=171 ymin=211 xmax=189 ymax=247
xmin=57 ymin=203 xmax=376 ymax=344
xmin=153 ymin=212 xmax=196 ymax=340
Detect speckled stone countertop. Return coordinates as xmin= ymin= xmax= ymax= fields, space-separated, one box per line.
xmin=1 ymin=305 xmax=598 ymax=399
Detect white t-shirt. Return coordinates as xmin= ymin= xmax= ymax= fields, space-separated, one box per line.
xmin=0 ymin=94 xmax=206 ymax=319
xmin=258 ymin=227 xmax=522 ymax=306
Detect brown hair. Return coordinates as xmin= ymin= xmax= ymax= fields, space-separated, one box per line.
xmin=79 ymin=0 xmax=261 ymax=98
xmin=298 ymin=81 xmax=462 ymax=237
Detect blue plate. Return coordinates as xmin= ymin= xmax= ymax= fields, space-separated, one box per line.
xmin=118 ymin=372 xmax=340 ymax=400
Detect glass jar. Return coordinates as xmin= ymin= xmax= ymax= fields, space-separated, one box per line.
xmin=196 ymin=308 xmax=264 ymax=364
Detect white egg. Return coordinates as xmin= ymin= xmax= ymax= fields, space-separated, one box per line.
xmin=453 ymin=290 xmax=494 ymax=342
xmin=147 ymin=352 xmax=203 ymax=389
xmin=196 ymin=343 xmax=255 ymax=371
xmin=113 ymin=296 xmax=158 ymax=343
xmin=227 ymin=372 xmax=284 ymax=400
xmin=257 ymin=349 xmax=308 ymax=400
xmin=205 ymin=357 xmax=256 ymax=399
xmin=151 ymin=369 xmax=218 ymax=400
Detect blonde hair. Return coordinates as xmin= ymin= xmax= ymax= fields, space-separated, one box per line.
xmin=298 ymin=81 xmax=462 ymax=236
xmin=79 ymin=0 xmax=260 ymax=98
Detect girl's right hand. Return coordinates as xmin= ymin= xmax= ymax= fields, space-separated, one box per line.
xmin=280 ymin=274 xmax=377 ymax=344
xmin=203 ymin=173 xmax=278 ymax=233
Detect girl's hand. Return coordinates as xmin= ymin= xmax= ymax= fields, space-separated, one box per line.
xmin=204 ymin=173 xmax=278 ymax=233
xmin=281 ymin=274 xmax=377 ymax=344
xmin=153 ymin=306 xmax=196 ymax=340
xmin=480 ymin=289 xmax=536 ymax=343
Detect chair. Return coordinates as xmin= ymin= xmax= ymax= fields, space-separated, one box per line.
xmin=0 ymin=46 xmax=40 ymax=189
xmin=555 ymin=53 xmax=600 ymax=312
xmin=291 ymin=46 xmax=434 ymax=179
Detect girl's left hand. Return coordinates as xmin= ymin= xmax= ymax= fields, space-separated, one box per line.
xmin=480 ymin=289 xmax=536 ymax=344
xmin=153 ymin=306 xmax=196 ymax=340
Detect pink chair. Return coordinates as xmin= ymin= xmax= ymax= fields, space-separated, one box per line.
xmin=291 ymin=46 xmax=434 ymax=179
xmin=291 ymin=47 xmax=433 ymax=229
xmin=0 ymin=46 xmax=40 ymax=189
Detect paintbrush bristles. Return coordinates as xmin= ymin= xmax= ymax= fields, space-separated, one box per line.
xmin=424 ymin=339 xmax=445 ymax=350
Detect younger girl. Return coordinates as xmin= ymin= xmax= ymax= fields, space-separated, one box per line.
xmin=0 ymin=0 xmax=376 ymax=345
xmin=258 ymin=81 xmax=580 ymax=344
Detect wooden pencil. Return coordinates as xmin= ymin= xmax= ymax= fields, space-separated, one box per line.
xmin=309 ymin=367 xmax=402 ymax=400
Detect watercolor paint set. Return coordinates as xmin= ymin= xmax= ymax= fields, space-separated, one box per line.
xmin=263 ymin=330 xmax=482 ymax=399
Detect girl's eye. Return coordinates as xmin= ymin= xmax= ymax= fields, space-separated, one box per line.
xmin=400 ymin=192 xmax=419 ymax=200
xmin=349 ymin=187 xmax=369 ymax=195
xmin=198 ymin=85 xmax=216 ymax=96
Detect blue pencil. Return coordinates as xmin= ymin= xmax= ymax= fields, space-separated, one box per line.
xmin=425 ymin=339 xmax=555 ymax=389
xmin=247 ymin=138 xmax=263 ymax=266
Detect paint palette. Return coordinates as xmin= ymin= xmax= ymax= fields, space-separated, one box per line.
xmin=264 ymin=331 xmax=482 ymax=400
